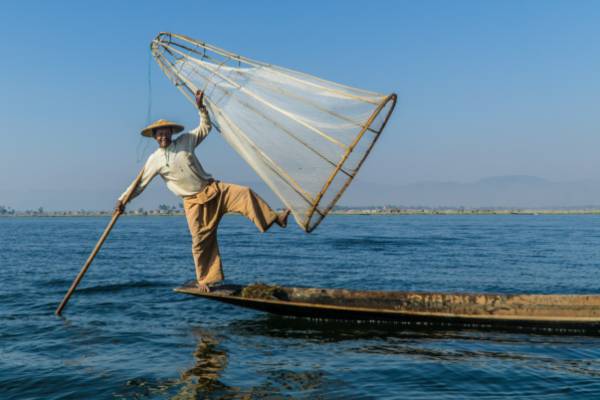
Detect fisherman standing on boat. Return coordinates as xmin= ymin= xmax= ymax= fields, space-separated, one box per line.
xmin=115 ymin=90 xmax=290 ymax=293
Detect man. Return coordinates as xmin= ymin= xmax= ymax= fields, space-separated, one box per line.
xmin=116 ymin=90 xmax=290 ymax=292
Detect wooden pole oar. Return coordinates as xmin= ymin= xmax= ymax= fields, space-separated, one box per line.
xmin=55 ymin=168 xmax=145 ymax=316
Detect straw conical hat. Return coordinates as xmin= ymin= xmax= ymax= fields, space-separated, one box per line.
xmin=141 ymin=119 xmax=184 ymax=137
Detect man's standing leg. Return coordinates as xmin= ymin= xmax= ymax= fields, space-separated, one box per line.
xmin=183 ymin=197 xmax=224 ymax=290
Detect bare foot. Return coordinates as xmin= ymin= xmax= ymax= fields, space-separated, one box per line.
xmin=277 ymin=209 xmax=291 ymax=228
xmin=196 ymin=282 xmax=211 ymax=293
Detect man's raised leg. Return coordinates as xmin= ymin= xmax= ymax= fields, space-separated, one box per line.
xmin=218 ymin=182 xmax=289 ymax=231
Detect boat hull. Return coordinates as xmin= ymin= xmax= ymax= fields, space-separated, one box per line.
xmin=174 ymin=282 xmax=600 ymax=334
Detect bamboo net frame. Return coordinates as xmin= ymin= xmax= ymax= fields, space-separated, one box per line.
xmin=151 ymin=32 xmax=397 ymax=232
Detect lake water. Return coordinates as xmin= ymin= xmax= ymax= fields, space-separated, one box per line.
xmin=2 ymin=215 xmax=600 ymax=399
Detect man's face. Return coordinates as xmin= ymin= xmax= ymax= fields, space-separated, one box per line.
xmin=153 ymin=127 xmax=173 ymax=148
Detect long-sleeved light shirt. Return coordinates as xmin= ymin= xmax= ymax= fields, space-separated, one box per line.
xmin=119 ymin=108 xmax=213 ymax=202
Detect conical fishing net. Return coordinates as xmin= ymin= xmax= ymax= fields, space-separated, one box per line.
xmin=151 ymin=32 xmax=396 ymax=232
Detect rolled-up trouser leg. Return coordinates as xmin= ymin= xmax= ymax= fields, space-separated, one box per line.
xmin=183 ymin=195 xmax=224 ymax=285
xmin=190 ymin=227 xmax=223 ymax=285
xmin=217 ymin=182 xmax=279 ymax=232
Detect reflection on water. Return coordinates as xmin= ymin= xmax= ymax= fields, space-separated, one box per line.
xmin=115 ymin=329 xmax=235 ymax=399
xmin=135 ymin=327 xmax=333 ymax=399
xmin=223 ymin=315 xmax=600 ymax=397
xmin=171 ymin=329 xmax=234 ymax=399
xmin=110 ymin=315 xmax=600 ymax=399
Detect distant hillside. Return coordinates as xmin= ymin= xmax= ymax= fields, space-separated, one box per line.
xmin=341 ymin=175 xmax=600 ymax=208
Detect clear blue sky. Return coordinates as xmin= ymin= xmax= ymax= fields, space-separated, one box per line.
xmin=1 ymin=0 xmax=599 ymax=210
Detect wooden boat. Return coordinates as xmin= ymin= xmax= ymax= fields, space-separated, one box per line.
xmin=175 ymin=282 xmax=600 ymax=334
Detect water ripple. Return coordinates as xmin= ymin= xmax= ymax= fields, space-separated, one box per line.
xmin=3 ymin=215 xmax=600 ymax=399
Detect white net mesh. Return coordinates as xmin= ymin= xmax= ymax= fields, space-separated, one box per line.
xmin=151 ymin=33 xmax=396 ymax=232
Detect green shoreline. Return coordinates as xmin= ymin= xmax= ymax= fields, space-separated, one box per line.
xmin=333 ymin=209 xmax=600 ymax=215
xmin=3 ymin=209 xmax=600 ymax=217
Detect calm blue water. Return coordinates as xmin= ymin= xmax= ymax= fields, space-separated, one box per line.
xmin=2 ymin=215 xmax=600 ymax=399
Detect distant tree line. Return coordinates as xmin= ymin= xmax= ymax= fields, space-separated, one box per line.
xmin=0 ymin=204 xmax=186 ymax=217
xmin=0 ymin=205 xmax=15 ymax=215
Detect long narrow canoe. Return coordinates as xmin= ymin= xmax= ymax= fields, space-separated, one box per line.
xmin=175 ymin=282 xmax=600 ymax=334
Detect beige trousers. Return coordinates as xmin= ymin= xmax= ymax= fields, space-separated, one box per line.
xmin=183 ymin=181 xmax=280 ymax=285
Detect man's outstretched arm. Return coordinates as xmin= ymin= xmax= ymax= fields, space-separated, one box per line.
xmin=188 ymin=90 xmax=212 ymax=148
xmin=114 ymin=158 xmax=158 ymax=213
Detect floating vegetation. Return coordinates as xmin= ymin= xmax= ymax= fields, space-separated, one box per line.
xmin=241 ymin=283 xmax=288 ymax=300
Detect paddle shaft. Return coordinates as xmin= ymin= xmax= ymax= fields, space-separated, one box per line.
xmin=55 ymin=169 xmax=145 ymax=316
